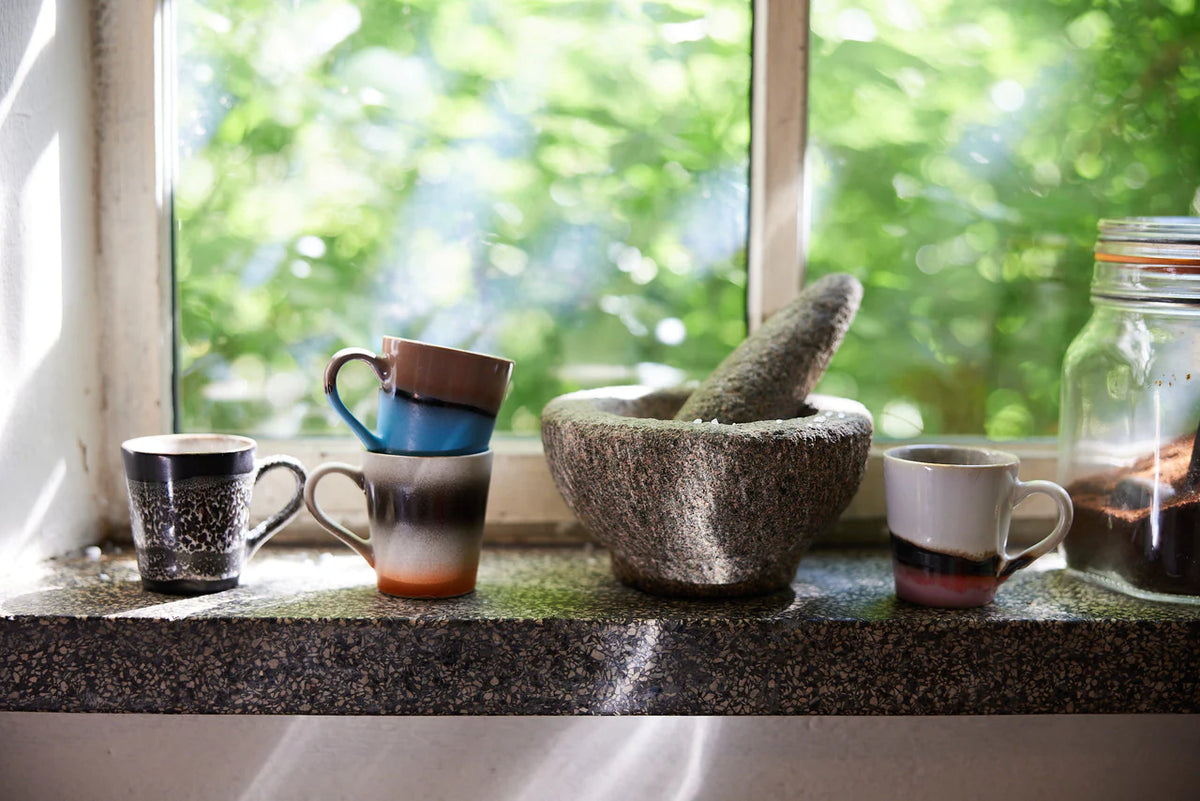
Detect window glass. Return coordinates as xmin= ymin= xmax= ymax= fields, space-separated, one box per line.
xmin=175 ymin=0 xmax=751 ymax=437
xmin=808 ymin=0 xmax=1200 ymax=439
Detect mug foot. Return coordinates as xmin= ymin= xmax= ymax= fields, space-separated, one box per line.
xmin=892 ymin=561 xmax=997 ymax=608
xmin=377 ymin=573 xmax=477 ymax=599
xmin=141 ymin=577 xmax=240 ymax=595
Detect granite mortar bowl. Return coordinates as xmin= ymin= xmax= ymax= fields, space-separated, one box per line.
xmin=541 ymin=385 xmax=874 ymax=598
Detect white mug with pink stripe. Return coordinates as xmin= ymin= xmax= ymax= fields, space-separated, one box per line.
xmin=884 ymin=445 xmax=1073 ymax=608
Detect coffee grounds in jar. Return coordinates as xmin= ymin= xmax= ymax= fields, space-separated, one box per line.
xmin=1065 ymin=434 xmax=1200 ymax=596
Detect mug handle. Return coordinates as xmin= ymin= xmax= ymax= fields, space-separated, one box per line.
xmin=324 ymin=347 xmax=390 ymax=452
xmin=304 ymin=462 xmax=375 ymax=566
xmin=998 ymin=479 xmax=1074 ymax=579
xmin=245 ymin=455 xmax=308 ymax=558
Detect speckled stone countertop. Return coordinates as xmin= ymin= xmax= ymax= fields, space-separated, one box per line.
xmin=2 ymin=545 xmax=1198 ymax=715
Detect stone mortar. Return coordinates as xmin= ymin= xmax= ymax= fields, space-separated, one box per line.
xmin=541 ymin=385 xmax=873 ymax=598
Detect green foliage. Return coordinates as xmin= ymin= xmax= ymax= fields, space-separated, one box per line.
xmin=176 ymin=0 xmax=751 ymax=437
xmin=178 ymin=0 xmax=1200 ymax=441
xmin=808 ymin=0 xmax=1200 ymax=438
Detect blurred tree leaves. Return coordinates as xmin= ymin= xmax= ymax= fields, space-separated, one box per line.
xmin=178 ymin=0 xmax=1200 ymax=441
xmin=177 ymin=0 xmax=750 ymax=437
xmin=809 ymin=0 xmax=1200 ymax=439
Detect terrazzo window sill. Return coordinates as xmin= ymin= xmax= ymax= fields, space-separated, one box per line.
xmin=2 ymin=544 xmax=1198 ymax=715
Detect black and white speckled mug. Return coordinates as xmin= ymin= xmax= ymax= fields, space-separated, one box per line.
xmin=121 ymin=434 xmax=307 ymax=595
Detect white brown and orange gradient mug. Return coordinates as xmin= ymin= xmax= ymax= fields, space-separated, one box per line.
xmin=884 ymin=445 xmax=1073 ymax=608
xmin=304 ymin=450 xmax=492 ymax=598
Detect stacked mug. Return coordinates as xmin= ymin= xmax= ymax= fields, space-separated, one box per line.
xmin=305 ymin=337 xmax=514 ymax=598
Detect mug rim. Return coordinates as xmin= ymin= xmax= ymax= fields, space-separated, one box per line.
xmin=884 ymin=443 xmax=1018 ymax=469
xmin=122 ymin=433 xmax=256 ymax=457
xmin=362 ymin=448 xmax=493 ymax=465
xmin=380 ymin=336 xmax=514 ymax=368
xmin=122 ymin=434 xmax=258 ymax=482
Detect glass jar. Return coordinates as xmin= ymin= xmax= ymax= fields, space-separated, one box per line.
xmin=1059 ymin=217 xmax=1200 ymax=603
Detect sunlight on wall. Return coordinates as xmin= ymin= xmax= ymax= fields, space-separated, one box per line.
xmin=0 ymin=0 xmax=103 ymax=568
xmin=16 ymin=458 xmax=66 ymax=552
xmin=0 ymin=0 xmax=54 ymax=122
xmin=0 ymin=0 xmax=57 ymax=434
xmin=5 ymin=714 xmax=1200 ymax=800
xmin=18 ymin=134 xmax=64 ymax=369
xmin=228 ymin=715 xmax=719 ymax=801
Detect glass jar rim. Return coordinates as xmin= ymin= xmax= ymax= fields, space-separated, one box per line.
xmin=1098 ymin=216 xmax=1200 ymax=242
xmin=1095 ymin=217 xmax=1200 ymax=265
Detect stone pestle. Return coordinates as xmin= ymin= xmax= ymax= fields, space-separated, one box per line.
xmin=674 ymin=272 xmax=864 ymax=424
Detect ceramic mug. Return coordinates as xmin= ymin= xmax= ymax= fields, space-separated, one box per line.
xmin=122 ymin=434 xmax=307 ymax=594
xmin=304 ymin=450 xmax=493 ymax=598
xmin=884 ymin=444 xmax=1073 ymax=608
xmin=324 ymin=337 xmax=513 ymax=456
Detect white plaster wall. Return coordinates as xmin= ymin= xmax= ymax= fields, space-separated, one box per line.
xmin=0 ymin=0 xmax=103 ymax=567
xmin=2 ymin=713 xmax=1199 ymax=800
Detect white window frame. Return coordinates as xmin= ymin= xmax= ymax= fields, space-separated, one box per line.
xmin=94 ymin=0 xmax=1059 ymax=543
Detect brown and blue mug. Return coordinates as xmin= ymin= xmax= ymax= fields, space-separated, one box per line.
xmin=324 ymin=337 xmax=513 ymax=456
xmin=122 ymin=434 xmax=307 ymax=594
